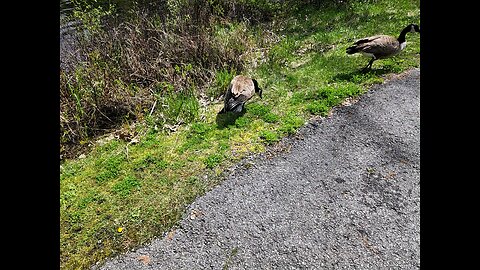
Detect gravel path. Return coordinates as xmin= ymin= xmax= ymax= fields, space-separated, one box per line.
xmin=95 ymin=68 xmax=420 ymax=270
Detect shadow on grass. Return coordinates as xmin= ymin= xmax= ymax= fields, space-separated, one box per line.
xmin=215 ymin=110 xmax=246 ymax=129
xmin=332 ymin=65 xmax=397 ymax=83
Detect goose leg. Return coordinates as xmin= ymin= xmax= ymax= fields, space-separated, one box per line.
xmin=362 ymin=58 xmax=375 ymax=72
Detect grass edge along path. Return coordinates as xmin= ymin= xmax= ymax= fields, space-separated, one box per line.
xmin=60 ymin=1 xmax=420 ymax=269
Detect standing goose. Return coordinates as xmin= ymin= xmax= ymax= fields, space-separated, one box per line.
xmin=346 ymin=24 xmax=420 ymax=71
xmin=218 ymin=75 xmax=262 ymax=114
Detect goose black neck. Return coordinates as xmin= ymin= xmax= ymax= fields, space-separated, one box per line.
xmin=397 ymin=25 xmax=411 ymax=43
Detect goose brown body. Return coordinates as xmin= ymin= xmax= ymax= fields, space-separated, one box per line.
xmin=219 ymin=75 xmax=262 ymax=114
xmin=349 ymin=35 xmax=402 ymax=59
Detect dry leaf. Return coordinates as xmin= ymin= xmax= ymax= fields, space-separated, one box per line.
xmin=384 ymin=171 xmax=397 ymax=179
xmin=190 ymin=209 xmax=203 ymax=220
xmin=166 ymin=230 xmax=175 ymax=241
xmin=137 ymin=255 xmax=151 ymax=265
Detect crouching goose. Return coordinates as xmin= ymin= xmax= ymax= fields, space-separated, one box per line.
xmin=346 ymin=23 xmax=420 ymax=71
xmin=218 ymin=75 xmax=262 ymax=114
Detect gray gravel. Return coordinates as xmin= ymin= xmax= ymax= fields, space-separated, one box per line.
xmin=94 ymin=68 xmax=420 ymax=270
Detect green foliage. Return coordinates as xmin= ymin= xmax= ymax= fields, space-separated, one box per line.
xmin=290 ymin=83 xmax=362 ymax=116
xmin=60 ymin=163 xmax=79 ymax=181
xmin=113 ymin=175 xmax=141 ymax=197
xmin=262 ymin=112 xmax=279 ymax=123
xmin=235 ymin=117 xmax=251 ymax=128
xmin=60 ymin=183 xmax=78 ymax=208
xmin=268 ymin=37 xmax=296 ymax=67
xmin=208 ymin=69 xmax=236 ymax=99
xmin=179 ymin=136 xmax=203 ymax=153
xmin=190 ymin=122 xmax=212 ymax=135
xmin=178 ymin=122 xmax=213 ymax=151
xmin=218 ymin=141 xmax=230 ymax=151
xmin=141 ymin=154 xmax=169 ymax=170
xmin=259 ymin=130 xmax=279 ymax=144
xmin=279 ymin=112 xmax=304 ymax=135
xmin=200 ymin=0 xmax=286 ymax=22
xmin=156 ymin=83 xmax=200 ymax=127
xmin=306 ymin=102 xmax=330 ymax=116
xmin=204 ymin=153 xmax=223 ymax=169
xmin=72 ymin=0 xmax=115 ymax=33
xmin=77 ymin=191 xmax=104 ymax=209
xmin=95 ymin=154 xmax=124 ymax=184
xmin=247 ymin=103 xmax=270 ymax=117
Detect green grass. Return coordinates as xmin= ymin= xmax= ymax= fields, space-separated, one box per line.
xmin=208 ymin=68 xmax=237 ymax=99
xmin=60 ymin=0 xmax=420 ymax=269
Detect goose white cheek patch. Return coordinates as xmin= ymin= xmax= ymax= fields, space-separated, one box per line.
xmin=400 ymin=42 xmax=406 ymax=50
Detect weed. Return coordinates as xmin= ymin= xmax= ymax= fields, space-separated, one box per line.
xmin=156 ymin=85 xmax=200 ymax=127
xmin=204 ymin=154 xmax=223 ymax=169
xmin=60 ymin=163 xmax=80 ymax=181
xmin=171 ymin=160 xmax=187 ymax=169
xmin=262 ymin=112 xmax=279 ymax=123
xmin=190 ymin=122 xmax=212 ymax=136
xmin=278 ymin=112 xmax=304 ymax=135
xmin=306 ymin=102 xmax=330 ymax=116
xmin=208 ymin=69 xmax=236 ymax=99
xmin=112 ymin=175 xmax=141 ymax=197
xmin=235 ymin=117 xmax=251 ymax=128
xmin=218 ymin=142 xmax=230 ymax=151
xmin=223 ymin=246 xmax=239 ymax=270
xmin=259 ymin=130 xmax=279 ymax=144
xmin=144 ymin=155 xmax=169 ymax=170
xmin=95 ymin=154 xmax=124 ymax=184
xmin=247 ymin=103 xmax=271 ymax=117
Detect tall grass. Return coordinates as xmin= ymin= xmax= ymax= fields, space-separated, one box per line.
xmin=60 ymin=0 xmax=285 ymax=159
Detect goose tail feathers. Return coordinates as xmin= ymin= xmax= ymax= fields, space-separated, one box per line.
xmin=346 ymin=46 xmax=358 ymax=54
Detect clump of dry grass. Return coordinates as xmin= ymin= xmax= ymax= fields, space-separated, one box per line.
xmin=60 ymin=0 xmax=281 ymax=159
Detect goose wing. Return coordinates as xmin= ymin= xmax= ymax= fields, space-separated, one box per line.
xmin=353 ymin=35 xmax=385 ymax=46
xmin=354 ymin=35 xmax=400 ymax=57
xmin=225 ymin=93 xmax=249 ymax=111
